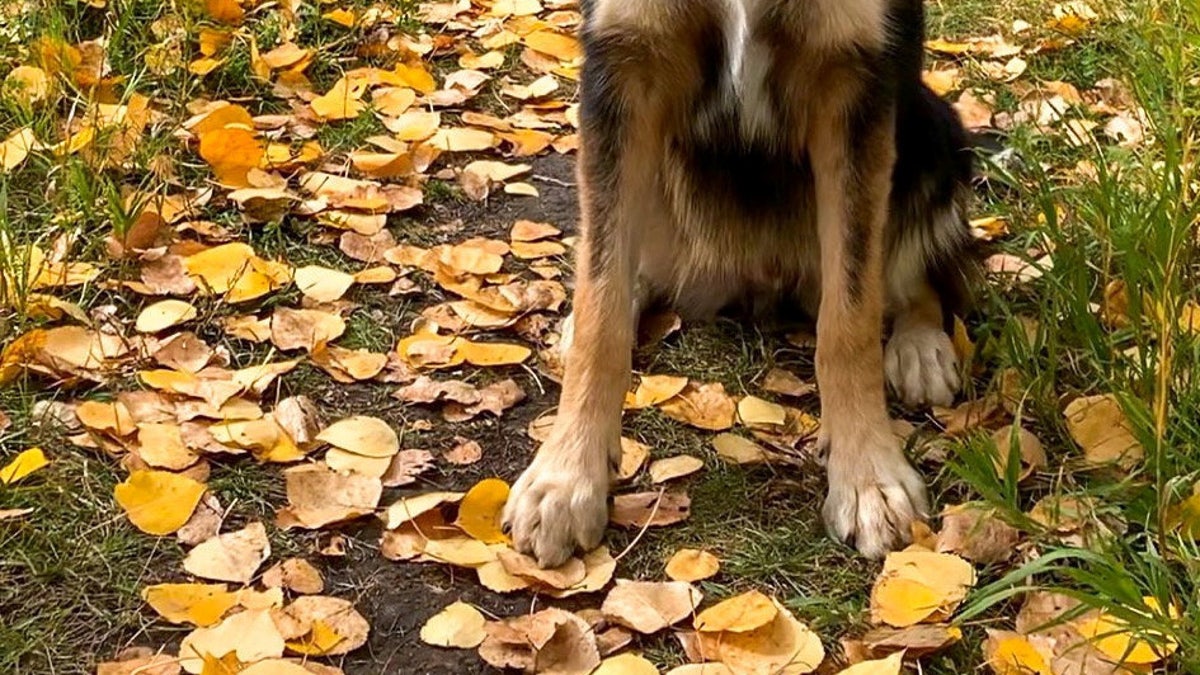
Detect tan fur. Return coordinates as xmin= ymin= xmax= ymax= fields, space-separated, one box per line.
xmin=504 ymin=0 xmax=951 ymax=567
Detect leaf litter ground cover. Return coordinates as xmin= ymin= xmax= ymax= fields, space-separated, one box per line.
xmin=1 ymin=0 xmax=1198 ymax=673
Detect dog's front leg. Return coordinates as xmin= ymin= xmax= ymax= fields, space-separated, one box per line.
xmin=810 ymin=97 xmax=930 ymax=559
xmin=503 ymin=51 xmax=660 ymax=568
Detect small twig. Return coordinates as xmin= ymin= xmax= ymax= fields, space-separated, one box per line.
xmin=613 ymin=487 xmax=665 ymax=563
xmin=531 ymin=174 xmax=575 ymax=187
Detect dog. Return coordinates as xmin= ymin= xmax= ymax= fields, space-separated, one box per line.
xmin=503 ymin=0 xmax=978 ymax=567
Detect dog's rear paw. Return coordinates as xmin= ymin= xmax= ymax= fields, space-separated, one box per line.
xmin=822 ymin=428 xmax=930 ymax=559
xmin=502 ymin=446 xmax=609 ymax=568
xmin=885 ymin=325 xmax=960 ymax=408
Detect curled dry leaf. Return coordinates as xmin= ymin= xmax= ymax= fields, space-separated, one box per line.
xmin=497 ymin=548 xmax=587 ymax=589
xmin=381 ymin=491 xmax=464 ymax=529
xmin=761 ymin=368 xmax=816 ymax=398
xmin=601 ymin=579 xmax=704 ymax=634
xmin=183 ymin=521 xmax=271 ymax=584
xmin=611 ymin=491 xmax=691 ymax=528
xmin=543 ymin=546 xmax=618 ymax=598
xmin=381 ymin=448 xmax=435 ymax=487
xmin=420 ymin=601 xmax=487 ymax=648
xmin=177 ymin=493 xmax=223 ymax=547
xmin=618 ymin=437 xmax=651 ymax=480
xmin=989 ymin=424 xmax=1047 ymax=480
xmin=860 ymin=623 xmax=963 ymax=659
xmin=478 ymin=608 xmax=600 ymax=674
xmin=666 ymin=548 xmax=721 ymax=583
xmin=444 ymin=437 xmax=483 ymax=465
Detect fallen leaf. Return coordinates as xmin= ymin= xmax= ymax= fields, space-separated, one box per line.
xmin=444 ymin=437 xmax=483 ymax=465
xmin=141 ymin=583 xmax=240 ymax=627
xmin=136 ymin=299 xmax=198 ymax=333
xmin=0 ymin=447 xmax=49 ymax=484
xmin=936 ymin=503 xmax=1021 ymax=564
xmin=1064 ymin=394 xmax=1144 ymax=469
xmin=618 ymin=437 xmax=651 ymax=480
xmin=712 ymin=434 xmax=771 ymax=465
xmin=277 ymin=463 xmax=382 ymax=529
xmin=179 ymin=608 xmax=285 ymax=673
xmin=761 ymin=368 xmax=816 ymax=398
xmin=983 ymin=629 xmax=1054 ymax=675
xmin=870 ymin=551 xmax=976 ymax=627
xmin=594 ymin=652 xmax=658 ymax=675
xmin=666 ymin=549 xmax=721 ymax=583
xmin=649 ymin=455 xmax=704 ymax=484
xmin=293 ymin=265 xmax=356 ymax=303
xmin=420 ymin=601 xmax=487 ymax=648
xmin=183 ymin=522 xmax=271 ymax=584
xmin=270 ymin=307 xmax=346 ymax=352
xmin=989 ymin=424 xmax=1047 ymax=480
xmin=497 ymin=548 xmax=586 ymax=589
xmin=659 ymin=382 xmax=737 ymax=431
xmin=611 ymin=491 xmax=691 ymax=528
xmin=454 ymin=478 xmax=510 ymax=544
xmin=115 ymin=470 xmax=206 ymax=535
xmin=262 ymin=558 xmax=324 ymax=595
xmin=697 ymin=599 xmax=824 ymax=675
xmin=276 ymin=596 xmax=370 ymax=656
xmin=836 ymin=651 xmax=905 ymax=674
xmin=695 ymin=590 xmax=778 ymax=633
xmin=601 ymin=579 xmax=704 ymax=634
xmin=737 ymin=396 xmax=787 ymax=426
xmin=317 ymin=416 xmax=398 ymax=458
xmin=381 ymin=491 xmax=464 ymax=529
xmin=625 ymin=374 xmax=689 ymax=409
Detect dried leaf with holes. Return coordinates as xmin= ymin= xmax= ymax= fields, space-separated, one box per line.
xmin=601 ymin=580 xmax=703 ymax=634
xmin=182 ymin=522 xmax=270 ymax=584
xmin=115 ymin=470 xmax=206 ymax=535
xmin=666 ymin=549 xmax=720 ymax=583
xmin=277 ymin=463 xmax=382 ymax=529
xmin=421 ymin=601 xmax=487 ymax=648
xmin=611 ymin=491 xmax=691 ymax=528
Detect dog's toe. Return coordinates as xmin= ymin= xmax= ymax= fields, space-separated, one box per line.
xmin=885 ymin=325 xmax=960 ymax=408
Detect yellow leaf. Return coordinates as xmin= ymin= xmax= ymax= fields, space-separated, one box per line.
xmin=323 ymin=8 xmax=355 ymax=26
xmin=419 ymin=601 xmax=487 ymax=648
xmin=594 ymin=653 xmax=658 ymax=675
xmin=870 ymin=576 xmax=946 ymax=628
xmin=659 ymin=382 xmax=737 ymax=431
xmin=76 ymin=400 xmax=136 ymax=436
xmin=625 ymin=374 xmax=689 ymax=409
xmin=114 ymin=470 xmax=206 ymax=535
xmin=0 ymin=447 xmax=48 ymax=484
xmin=698 ymin=599 xmax=824 ymax=674
xmin=311 ymin=77 xmax=368 ymax=120
xmin=695 ymin=590 xmax=778 ymax=633
xmin=665 ymin=548 xmax=720 ymax=582
xmin=4 ymin=66 xmax=51 ymax=106
xmin=285 ymin=618 xmax=345 ymax=655
xmin=983 ymin=630 xmax=1052 ymax=675
xmin=141 ymin=583 xmax=240 ymax=627
xmin=457 ymin=340 xmax=531 ymax=367
xmin=199 ymin=127 xmax=263 ymax=187
xmin=454 ymin=478 xmax=510 ymax=544
xmin=293 ymin=265 xmax=355 ymax=303
xmin=712 ymin=433 xmax=770 ymax=465
xmin=1064 ymin=394 xmax=1144 ymax=469
xmin=386 ymin=110 xmax=441 ymax=141
xmin=737 ymin=395 xmax=787 ymax=426
xmin=649 ymin=455 xmax=704 ymax=484
xmin=0 ymin=127 xmax=38 ymax=172
xmin=135 ymin=299 xmax=198 ymax=333
xmin=316 ymin=416 xmax=398 ymax=458
xmin=1076 ymin=597 xmax=1179 ymax=665
xmin=523 ymin=30 xmax=581 ymax=61
xmin=204 ymin=0 xmax=244 ymax=24
xmin=393 ymin=63 xmax=436 ymax=94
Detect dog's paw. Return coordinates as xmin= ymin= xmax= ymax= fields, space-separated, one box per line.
xmin=885 ymin=325 xmax=960 ymax=408
xmin=822 ymin=427 xmax=930 ymax=559
xmin=502 ymin=441 xmax=611 ymax=568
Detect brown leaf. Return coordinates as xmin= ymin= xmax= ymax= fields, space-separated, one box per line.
xmin=1064 ymin=394 xmax=1144 ymax=470
xmin=177 ymin=493 xmax=223 ymax=547
xmin=478 ymin=608 xmax=599 ymax=674
xmin=381 ymin=449 xmax=435 ymax=487
xmin=601 ymin=579 xmax=703 ymax=634
xmin=658 ymin=382 xmax=737 ymax=431
xmin=936 ymin=503 xmax=1022 ymax=564
xmin=270 ymin=307 xmax=346 ymax=352
xmin=96 ymin=647 xmax=181 ymax=675
xmin=183 ymin=521 xmax=271 ymax=584
xmin=339 ymin=230 xmax=396 ymax=263
xmin=761 ymin=368 xmax=816 ymax=398
xmin=276 ymin=463 xmax=382 ymax=529
xmin=275 ymin=596 xmax=370 ymax=655
xmin=497 ymin=548 xmax=586 ymax=589
xmin=861 ymin=623 xmax=963 ymax=659
xmin=444 ymin=437 xmax=483 ymax=465
xmin=262 ymin=558 xmax=324 ymax=595
xmin=610 ymin=491 xmax=691 ymax=528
